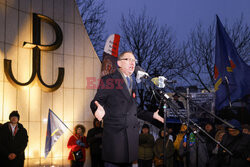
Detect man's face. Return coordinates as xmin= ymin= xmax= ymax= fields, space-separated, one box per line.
xmin=10 ymin=116 xmax=18 ymax=124
xmin=142 ymin=128 xmax=149 ymax=134
xmin=242 ymin=128 xmax=249 ymax=135
xmin=228 ymin=128 xmax=240 ymax=136
xmin=205 ymin=124 xmax=213 ymax=132
xmin=117 ymin=52 xmax=136 ymax=76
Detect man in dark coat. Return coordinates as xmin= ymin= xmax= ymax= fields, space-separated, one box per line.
xmin=87 ymin=118 xmax=104 ymax=167
xmin=90 ymin=51 xmax=163 ymax=167
xmin=216 ymin=119 xmax=250 ymax=167
xmin=0 ymin=111 xmax=28 ymax=167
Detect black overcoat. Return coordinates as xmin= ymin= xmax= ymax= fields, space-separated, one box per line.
xmin=0 ymin=122 xmax=28 ymax=167
xmin=90 ymin=70 xmax=153 ymax=163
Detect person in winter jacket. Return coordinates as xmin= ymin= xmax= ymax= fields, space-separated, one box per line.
xmin=138 ymin=124 xmax=155 ymax=167
xmin=0 ymin=110 xmax=28 ymax=167
xmin=67 ymin=124 xmax=88 ymax=167
xmin=173 ymin=124 xmax=187 ymax=167
xmin=202 ymin=121 xmax=217 ymax=159
xmin=87 ymin=118 xmax=104 ymax=167
xmin=208 ymin=130 xmax=226 ymax=167
xmin=216 ymin=119 xmax=250 ymax=167
xmin=179 ymin=126 xmax=209 ymax=167
xmin=154 ymin=127 xmax=175 ymax=167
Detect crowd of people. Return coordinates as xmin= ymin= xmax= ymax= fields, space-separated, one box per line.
xmin=67 ymin=118 xmax=250 ymax=167
xmin=0 ymin=110 xmax=249 ymax=167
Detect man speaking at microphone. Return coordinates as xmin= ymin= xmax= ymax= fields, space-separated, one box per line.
xmin=90 ymin=51 xmax=164 ymax=167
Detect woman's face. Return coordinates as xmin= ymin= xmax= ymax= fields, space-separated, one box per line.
xmin=76 ymin=127 xmax=82 ymax=135
xmin=218 ymin=132 xmax=225 ymax=141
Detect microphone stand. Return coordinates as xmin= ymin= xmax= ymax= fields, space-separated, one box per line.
xmin=136 ymin=69 xmax=233 ymax=166
xmin=163 ymin=99 xmax=168 ymax=166
xmin=154 ymin=89 xmax=233 ymax=156
xmin=141 ymin=79 xmax=170 ymax=167
xmin=162 ymin=83 xmax=235 ymax=129
xmin=186 ymin=88 xmax=190 ymax=167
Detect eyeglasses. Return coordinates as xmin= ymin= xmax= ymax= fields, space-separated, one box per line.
xmin=119 ymin=58 xmax=138 ymax=63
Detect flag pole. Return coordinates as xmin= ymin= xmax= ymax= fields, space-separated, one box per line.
xmin=49 ymin=109 xmax=78 ymax=139
xmin=224 ymin=76 xmax=232 ymax=108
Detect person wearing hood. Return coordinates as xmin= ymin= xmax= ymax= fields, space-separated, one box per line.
xmin=0 ymin=111 xmax=28 ymax=167
xmin=87 ymin=118 xmax=104 ymax=167
xmin=173 ymin=123 xmax=187 ymax=167
xmin=138 ymin=124 xmax=155 ymax=167
xmin=179 ymin=125 xmax=209 ymax=167
xmin=154 ymin=127 xmax=175 ymax=167
xmin=216 ymin=119 xmax=250 ymax=167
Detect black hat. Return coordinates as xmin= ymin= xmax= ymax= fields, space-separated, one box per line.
xmin=9 ymin=110 xmax=20 ymax=121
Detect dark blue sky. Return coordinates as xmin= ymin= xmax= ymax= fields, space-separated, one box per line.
xmin=104 ymin=0 xmax=250 ymax=41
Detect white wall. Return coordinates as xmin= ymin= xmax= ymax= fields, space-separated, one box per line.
xmin=0 ymin=0 xmax=101 ymax=166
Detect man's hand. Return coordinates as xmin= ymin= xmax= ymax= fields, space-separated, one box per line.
xmin=8 ymin=153 xmax=16 ymax=160
xmin=153 ymin=110 xmax=164 ymax=123
xmin=94 ymin=101 xmax=105 ymax=121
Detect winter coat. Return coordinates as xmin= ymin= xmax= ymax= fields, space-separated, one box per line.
xmin=138 ymin=133 xmax=155 ymax=160
xmin=90 ymin=70 xmax=154 ymax=163
xmin=216 ymin=133 xmax=250 ymax=167
xmin=86 ymin=127 xmax=103 ymax=156
xmin=179 ymin=133 xmax=209 ymax=167
xmin=154 ymin=136 xmax=175 ymax=167
xmin=0 ymin=122 xmax=28 ymax=167
xmin=173 ymin=132 xmax=186 ymax=161
xmin=67 ymin=135 xmax=88 ymax=161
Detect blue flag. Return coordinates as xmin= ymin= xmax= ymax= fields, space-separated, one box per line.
xmin=214 ymin=15 xmax=250 ymax=110
xmin=45 ymin=109 xmax=68 ymax=158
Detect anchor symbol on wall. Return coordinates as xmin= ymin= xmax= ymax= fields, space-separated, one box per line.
xmin=4 ymin=13 xmax=64 ymax=92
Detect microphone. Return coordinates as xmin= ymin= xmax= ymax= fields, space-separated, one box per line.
xmin=135 ymin=66 xmax=150 ymax=83
xmin=151 ymin=76 xmax=176 ymax=88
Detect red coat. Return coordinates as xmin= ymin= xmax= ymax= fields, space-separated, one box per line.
xmin=67 ymin=135 xmax=88 ymax=161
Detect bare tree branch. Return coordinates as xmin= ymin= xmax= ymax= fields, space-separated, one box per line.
xmin=76 ymin=0 xmax=106 ymax=56
xmin=178 ymin=15 xmax=249 ymax=90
